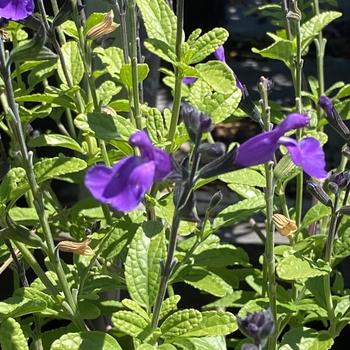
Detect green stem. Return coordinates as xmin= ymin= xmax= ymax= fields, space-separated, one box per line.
xmin=259 ymin=78 xmax=277 ymax=350
xmin=127 ymin=0 xmax=142 ymax=130
xmin=166 ymin=0 xmax=184 ymax=151
xmin=0 ymin=39 xmax=85 ymax=331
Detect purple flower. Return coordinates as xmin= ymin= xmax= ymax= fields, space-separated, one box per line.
xmin=182 ymin=77 xmax=197 ymax=85
xmin=214 ymin=45 xmax=226 ymax=63
xmin=234 ymin=113 xmax=327 ymax=179
xmin=84 ymin=131 xmax=172 ymax=212
xmin=0 ymin=0 xmax=34 ymax=21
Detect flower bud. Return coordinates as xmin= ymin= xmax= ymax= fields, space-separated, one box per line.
xmin=272 ymin=214 xmax=297 ymax=237
xmin=306 ymin=182 xmax=332 ymax=208
xmin=339 ymin=206 xmax=350 ymax=216
xmin=237 ymin=308 xmax=274 ymax=347
xmin=208 ymin=190 xmax=223 ymax=212
xmin=87 ymin=10 xmax=119 ymax=40
xmin=57 ymin=239 xmax=94 ymax=256
xmin=319 ymin=96 xmax=350 ymax=140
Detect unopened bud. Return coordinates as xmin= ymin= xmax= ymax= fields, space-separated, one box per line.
xmin=208 ymin=191 xmax=223 ymax=212
xmin=87 ymin=10 xmax=119 ymax=40
xmin=307 ymin=182 xmax=332 ymax=208
xmin=328 ymin=182 xmax=339 ymax=195
xmin=272 ymin=214 xmax=297 ymax=237
xmin=319 ymin=96 xmax=350 ymax=140
xmin=339 ymin=206 xmax=350 ymax=216
xmin=57 ymin=239 xmax=94 ymax=256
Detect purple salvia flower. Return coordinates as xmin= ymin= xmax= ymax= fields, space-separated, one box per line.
xmin=234 ymin=113 xmax=327 ymax=179
xmin=182 ymin=77 xmax=197 ymax=85
xmin=0 ymin=0 xmax=34 ymax=20
xmin=214 ymin=45 xmax=226 ymax=63
xmin=84 ymin=131 xmax=172 ymax=212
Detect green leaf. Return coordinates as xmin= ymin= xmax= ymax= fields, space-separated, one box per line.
xmin=252 ymin=35 xmax=295 ymax=67
xmin=120 ymin=63 xmax=150 ymax=89
xmin=122 ymin=299 xmax=150 ymax=320
xmin=51 ymin=331 xmax=122 ymax=350
xmin=160 ymin=309 xmax=202 ymax=340
xmin=144 ymin=39 xmax=177 ymax=63
xmin=213 ymin=195 xmax=265 ymax=231
xmin=183 ymin=267 xmax=233 ymax=297
xmin=0 ymin=299 xmax=46 ymax=319
xmin=87 ymin=112 xmax=119 ymax=140
xmin=188 ymin=80 xmax=242 ymax=123
xmin=179 ymin=311 xmax=237 ymax=337
xmin=196 ymin=61 xmax=235 ymax=95
xmin=29 ymin=134 xmax=83 ymax=153
xmin=112 ymin=310 xmax=149 ymax=337
xmin=144 ymin=106 xmax=167 ymax=145
xmin=125 ymin=229 xmax=166 ymax=310
xmin=95 ymin=47 xmax=124 ymax=79
xmin=84 ymin=12 xmax=107 ymax=34
xmin=159 ymin=295 xmax=181 ymax=320
xmin=188 ymin=28 xmax=229 ymax=64
xmin=136 ymin=0 xmax=177 ymax=49
xmin=301 ymin=203 xmax=330 ymax=229
xmin=219 ymin=168 xmax=265 ymax=187
xmin=0 ymin=318 xmax=28 ymax=350
xmin=277 ymin=254 xmax=331 ymax=281
xmin=173 ymin=336 xmax=226 ymax=350
xmin=97 ymin=81 xmax=122 ymax=104
xmin=0 ymin=157 xmax=87 ymax=202
xmin=57 ymin=41 xmax=84 ymax=85
xmin=300 ymin=11 xmax=342 ymax=54
xmin=16 ymin=92 xmax=76 ymax=110
xmin=279 ymin=327 xmax=333 ymax=350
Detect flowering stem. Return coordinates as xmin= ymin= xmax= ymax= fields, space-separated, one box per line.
xmin=127 ymin=0 xmax=142 ymax=130
xmin=259 ymin=78 xmax=278 ymax=350
xmin=323 ymin=195 xmax=339 ymax=336
xmin=167 ymin=0 xmax=184 ymax=151
xmin=0 ymin=38 xmax=85 ymax=331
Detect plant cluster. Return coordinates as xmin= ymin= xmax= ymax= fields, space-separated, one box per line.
xmin=0 ymin=0 xmax=349 ymax=349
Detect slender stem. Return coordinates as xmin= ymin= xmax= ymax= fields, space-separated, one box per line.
xmin=0 ymin=39 xmax=85 ymax=331
xmin=127 ymin=0 xmax=142 ymax=130
xmin=167 ymin=0 xmax=184 ymax=151
xmin=259 ymin=78 xmax=277 ymax=350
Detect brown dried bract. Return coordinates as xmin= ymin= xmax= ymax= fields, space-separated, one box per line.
xmin=57 ymin=239 xmax=94 ymax=256
xmin=272 ymin=214 xmax=297 ymax=237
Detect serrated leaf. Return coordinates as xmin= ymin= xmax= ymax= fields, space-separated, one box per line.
xmin=136 ymin=0 xmax=177 ymax=50
xmin=179 ymin=311 xmax=237 ymax=337
xmin=219 ymin=168 xmax=265 ymax=187
xmin=183 ymin=267 xmax=233 ymax=297
xmin=277 ymin=254 xmax=331 ymax=281
xmin=57 ymin=41 xmax=84 ymax=85
xmin=188 ymin=80 xmax=242 ymax=123
xmin=301 ymin=11 xmax=342 ymax=54
xmin=159 ymin=295 xmax=181 ymax=320
xmin=279 ymin=327 xmax=333 ymax=350
xmin=196 ymin=61 xmax=235 ymax=95
xmin=29 ymin=134 xmax=83 ymax=153
xmin=144 ymin=106 xmax=167 ymax=144
xmin=120 ymin=63 xmax=150 ymax=88
xmin=125 ymin=229 xmax=166 ymax=310
xmin=0 ymin=299 xmax=46 ymax=319
xmin=122 ymin=299 xmax=150 ymax=320
xmin=160 ymin=309 xmax=202 ymax=340
xmin=112 ymin=310 xmax=149 ymax=337
xmin=95 ymin=47 xmax=124 ymax=79
xmin=144 ymin=38 xmax=177 ymax=63
xmin=188 ymin=28 xmax=229 ymax=64
xmin=51 ymin=331 xmax=122 ymax=350
xmin=0 ymin=318 xmax=28 ymax=350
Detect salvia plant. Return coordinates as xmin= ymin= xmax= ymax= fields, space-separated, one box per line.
xmin=0 ymin=0 xmax=349 ymax=349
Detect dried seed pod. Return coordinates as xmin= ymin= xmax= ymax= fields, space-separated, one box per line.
xmin=87 ymin=10 xmax=119 ymax=40
xmin=272 ymin=214 xmax=297 ymax=236
xmin=57 ymin=239 xmax=94 ymax=256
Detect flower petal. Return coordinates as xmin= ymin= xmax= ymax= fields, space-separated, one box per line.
xmin=234 ymin=131 xmax=279 ymax=167
xmin=274 ymin=113 xmax=310 ymax=137
xmin=280 ymin=136 xmax=327 ymax=179
xmin=129 ymin=130 xmax=172 ymax=180
xmin=214 ymin=45 xmax=226 ymax=63
xmin=183 ymin=77 xmax=197 ymax=85
xmin=0 ymin=0 xmax=34 ymax=20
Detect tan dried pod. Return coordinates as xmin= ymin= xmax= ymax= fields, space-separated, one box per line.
xmin=272 ymin=214 xmax=297 ymax=237
xmin=87 ymin=10 xmax=119 ymax=40
xmin=57 ymin=239 xmax=94 ymax=256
